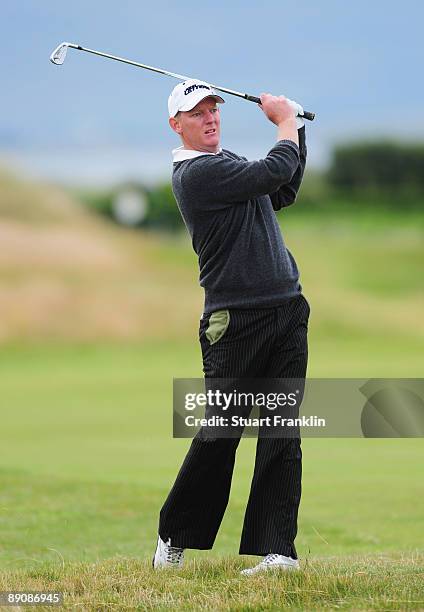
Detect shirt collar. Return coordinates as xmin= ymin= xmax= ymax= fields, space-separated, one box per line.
xmin=172 ymin=145 xmax=222 ymax=163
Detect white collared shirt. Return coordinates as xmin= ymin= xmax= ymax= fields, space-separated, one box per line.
xmin=172 ymin=145 xmax=223 ymax=163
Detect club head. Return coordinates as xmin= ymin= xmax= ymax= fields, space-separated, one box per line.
xmin=50 ymin=42 xmax=71 ymax=65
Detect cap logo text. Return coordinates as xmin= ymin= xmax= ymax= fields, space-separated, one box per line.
xmin=184 ymin=84 xmax=211 ymax=96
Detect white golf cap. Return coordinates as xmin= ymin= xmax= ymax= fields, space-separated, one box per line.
xmin=168 ymin=79 xmax=225 ymax=118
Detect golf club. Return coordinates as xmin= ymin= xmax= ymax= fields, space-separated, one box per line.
xmin=50 ymin=42 xmax=315 ymax=121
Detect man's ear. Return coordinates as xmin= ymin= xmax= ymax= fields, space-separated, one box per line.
xmin=169 ymin=116 xmax=183 ymax=135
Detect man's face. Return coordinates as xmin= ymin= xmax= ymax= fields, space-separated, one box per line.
xmin=170 ymin=97 xmax=221 ymax=153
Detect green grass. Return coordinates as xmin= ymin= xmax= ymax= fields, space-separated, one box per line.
xmin=1 ymin=199 xmax=423 ymax=607
xmin=1 ymin=554 xmax=424 ymax=610
xmin=1 ymin=344 xmax=423 ymax=570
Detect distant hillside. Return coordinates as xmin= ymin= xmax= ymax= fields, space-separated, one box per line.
xmin=0 ymin=169 xmax=93 ymax=225
xmin=0 ymin=169 xmax=201 ymax=344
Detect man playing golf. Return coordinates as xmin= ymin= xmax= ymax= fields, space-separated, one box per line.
xmin=153 ymin=79 xmax=309 ymax=575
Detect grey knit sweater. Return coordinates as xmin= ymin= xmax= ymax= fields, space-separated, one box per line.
xmin=172 ymin=127 xmax=307 ymax=314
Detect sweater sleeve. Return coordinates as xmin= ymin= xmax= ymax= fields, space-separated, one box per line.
xmin=181 ymin=140 xmax=300 ymax=204
xmin=269 ymin=127 xmax=307 ymax=211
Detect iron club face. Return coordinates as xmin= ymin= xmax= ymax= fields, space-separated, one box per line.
xmin=50 ymin=42 xmax=70 ymax=65
xmin=50 ymin=42 xmax=80 ymax=65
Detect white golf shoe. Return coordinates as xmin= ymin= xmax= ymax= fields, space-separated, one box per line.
xmin=241 ymin=553 xmax=300 ymax=576
xmin=152 ymin=535 xmax=184 ymax=569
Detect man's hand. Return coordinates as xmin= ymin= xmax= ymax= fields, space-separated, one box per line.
xmin=259 ymin=93 xmax=295 ymax=126
xmin=259 ymin=93 xmax=299 ymax=146
xmin=286 ymin=98 xmax=305 ymax=129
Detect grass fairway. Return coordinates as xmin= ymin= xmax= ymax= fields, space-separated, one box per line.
xmin=1 ymin=343 xmax=423 ymax=609
xmin=1 ymin=554 xmax=423 ymax=610
xmin=1 ymin=177 xmax=423 ymax=609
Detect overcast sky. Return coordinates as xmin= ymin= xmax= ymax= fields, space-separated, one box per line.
xmin=1 ymin=0 xmax=423 ymax=186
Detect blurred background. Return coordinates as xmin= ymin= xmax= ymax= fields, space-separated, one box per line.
xmin=0 ymin=1 xmax=423 ymax=569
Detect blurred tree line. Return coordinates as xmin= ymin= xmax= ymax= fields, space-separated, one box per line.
xmin=78 ymin=140 xmax=424 ymax=230
xmin=329 ymin=141 xmax=424 ymax=201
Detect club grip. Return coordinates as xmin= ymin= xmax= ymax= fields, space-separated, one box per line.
xmin=245 ymin=94 xmax=315 ymax=121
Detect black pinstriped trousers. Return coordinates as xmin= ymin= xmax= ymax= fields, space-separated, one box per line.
xmin=159 ymin=293 xmax=310 ymax=558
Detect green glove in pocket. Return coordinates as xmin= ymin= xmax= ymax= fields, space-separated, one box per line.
xmin=206 ymin=310 xmax=230 ymax=345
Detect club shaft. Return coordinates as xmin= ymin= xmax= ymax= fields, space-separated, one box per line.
xmin=65 ymin=44 xmax=315 ymax=121
xmin=70 ymin=44 xmax=193 ymax=81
